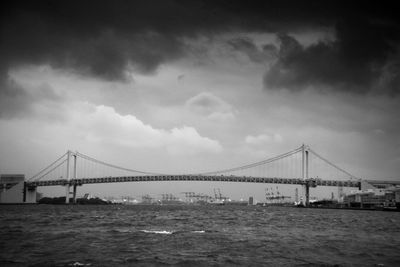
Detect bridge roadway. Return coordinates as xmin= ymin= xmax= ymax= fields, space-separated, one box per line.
xmin=27 ymin=175 xmax=361 ymax=188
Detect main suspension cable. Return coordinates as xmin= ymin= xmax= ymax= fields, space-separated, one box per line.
xmin=28 ymin=152 xmax=68 ymax=181
xmin=197 ymin=146 xmax=303 ymax=176
xmin=308 ymin=148 xmax=360 ymax=180
xmin=75 ymin=152 xmax=166 ymax=176
xmin=34 ymin=159 xmax=68 ymax=181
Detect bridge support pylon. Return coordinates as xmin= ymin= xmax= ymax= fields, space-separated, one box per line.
xmin=305 ymin=183 xmax=310 ymax=207
xmin=65 ymin=184 xmax=70 ymax=204
xmin=302 ymin=144 xmax=311 ymax=207
xmin=65 ymin=150 xmax=78 ymax=204
xmin=73 ymin=184 xmax=77 ymax=204
xmin=304 ymin=178 xmax=317 ymax=207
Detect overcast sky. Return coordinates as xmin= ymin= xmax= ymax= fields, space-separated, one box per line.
xmin=1 ymin=1 xmax=399 ymax=200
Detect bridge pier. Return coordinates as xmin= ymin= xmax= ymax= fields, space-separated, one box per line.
xmin=65 ymin=184 xmax=70 ymax=204
xmin=73 ymin=184 xmax=77 ymax=204
xmin=65 ymin=183 xmax=79 ymax=204
xmin=23 ymin=182 xmax=37 ymax=203
xmin=23 ymin=182 xmax=26 ymax=202
xmin=304 ymin=178 xmax=317 ymax=207
xmin=305 ymin=183 xmax=310 ymax=207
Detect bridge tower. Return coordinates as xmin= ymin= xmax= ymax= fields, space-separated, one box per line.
xmin=65 ymin=151 xmax=71 ymax=204
xmin=65 ymin=151 xmax=78 ymax=204
xmin=72 ymin=152 xmax=77 ymax=204
xmin=302 ymin=144 xmax=311 ymax=207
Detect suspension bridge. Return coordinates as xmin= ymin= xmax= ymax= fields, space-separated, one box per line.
xmin=23 ymin=144 xmax=366 ymax=206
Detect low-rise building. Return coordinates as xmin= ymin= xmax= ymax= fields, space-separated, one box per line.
xmin=0 ymin=174 xmax=37 ymax=203
xmin=344 ymin=187 xmax=400 ymax=209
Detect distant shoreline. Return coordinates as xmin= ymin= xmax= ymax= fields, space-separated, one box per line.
xmin=1 ymin=202 xmax=399 ymax=211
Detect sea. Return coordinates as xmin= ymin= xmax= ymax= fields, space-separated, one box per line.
xmin=0 ymin=205 xmax=399 ymax=266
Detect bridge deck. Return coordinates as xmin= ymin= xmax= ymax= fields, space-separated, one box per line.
xmin=27 ymin=175 xmax=361 ymax=188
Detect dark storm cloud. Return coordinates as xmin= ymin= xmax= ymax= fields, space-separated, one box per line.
xmin=0 ymin=3 xmax=187 ymax=80
xmin=227 ymin=37 xmax=277 ymax=63
xmin=1 ymin=0 xmax=399 ymax=94
xmin=264 ymin=17 xmax=400 ymax=94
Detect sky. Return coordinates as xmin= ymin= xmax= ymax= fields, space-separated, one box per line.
xmin=1 ymin=0 xmax=399 ymax=201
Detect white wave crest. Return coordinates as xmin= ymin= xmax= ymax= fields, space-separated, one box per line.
xmin=140 ymin=230 xmax=173 ymax=235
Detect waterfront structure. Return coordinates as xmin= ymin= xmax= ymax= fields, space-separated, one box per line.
xmin=248 ymin=196 xmax=254 ymax=205
xmin=141 ymin=194 xmax=154 ymax=204
xmin=181 ymin=192 xmax=213 ymax=204
xmin=344 ymin=187 xmax=400 ymax=209
xmin=265 ymin=186 xmax=291 ymax=205
xmin=0 ymin=174 xmax=36 ymax=203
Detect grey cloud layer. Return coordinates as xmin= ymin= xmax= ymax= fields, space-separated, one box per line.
xmin=1 ymin=0 xmax=399 ymax=93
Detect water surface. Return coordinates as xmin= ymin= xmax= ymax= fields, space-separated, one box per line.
xmin=1 ymin=205 xmax=399 ymax=266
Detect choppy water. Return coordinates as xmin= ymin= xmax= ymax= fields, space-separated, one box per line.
xmin=1 ymin=205 xmax=399 ymax=266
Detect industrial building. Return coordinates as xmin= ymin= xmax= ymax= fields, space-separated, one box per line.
xmin=344 ymin=187 xmax=400 ymax=209
xmin=0 ymin=174 xmax=36 ymax=203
